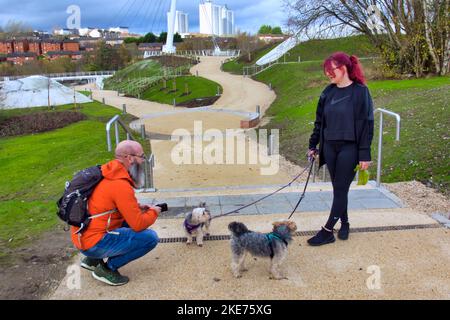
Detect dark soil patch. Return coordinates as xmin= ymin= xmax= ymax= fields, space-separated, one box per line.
xmin=176 ymin=96 xmax=220 ymax=108
xmin=0 ymin=111 xmax=86 ymax=137
xmin=0 ymin=225 xmax=77 ymax=300
xmin=149 ymin=56 xmax=198 ymax=68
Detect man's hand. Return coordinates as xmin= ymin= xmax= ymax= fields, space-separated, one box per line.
xmin=148 ymin=205 xmax=162 ymax=215
xmin=359 ymin=161 xmax=371 ymax=171
xmin=139 ymin=204 xmax=150 ymax=211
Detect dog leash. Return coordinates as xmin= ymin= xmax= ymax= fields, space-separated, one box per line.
xmin=210 ymin=157 xmax=316 ymax=220
xmin=287 ymin=157 xmax=315 ymax=220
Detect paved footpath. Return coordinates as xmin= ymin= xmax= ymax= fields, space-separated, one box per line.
xmin=50 ymin=182 xmax=450 ymax=300
xmin=62 ymin=60 xmax=450 ymax=300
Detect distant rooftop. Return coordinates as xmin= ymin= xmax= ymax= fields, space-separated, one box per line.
xmin=7 ymin=52 xmax=38 ymax=57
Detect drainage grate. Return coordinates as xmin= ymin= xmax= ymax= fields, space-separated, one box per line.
xmin=158 ymin=223 xmax=441 ymax=244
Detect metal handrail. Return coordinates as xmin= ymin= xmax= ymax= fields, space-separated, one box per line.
xmin=106 ymin=115 xmax=135 ymax=152
xmin=105 ymin=115 xmax=156 ymax=192
xmin=312 ymin=108 xmax=401 ymax=187
xmin=142 ymin=154 xmax=155 ymax=192
xmin=374 ymin=108 xmax=401 ymax=187
xmin=0 ymin=70 xmax=116 ymax=82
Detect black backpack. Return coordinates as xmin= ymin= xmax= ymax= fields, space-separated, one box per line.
xmin=56 ymin=165 xmax=114 ymax=234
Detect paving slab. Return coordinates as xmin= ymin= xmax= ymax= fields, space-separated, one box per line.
xmin=138 ymin=186 xmax=402 ymax=219
xmin=50 ymin=225 xmax=450 ymax=300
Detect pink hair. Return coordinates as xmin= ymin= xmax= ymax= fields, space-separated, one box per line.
xmin=323 ymin=52 xmax=367 ymax=85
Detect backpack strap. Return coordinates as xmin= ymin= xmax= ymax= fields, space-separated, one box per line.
xmin=72 ymin=209 xmax=118 ymax=236
xmin=89 ymin=208 xmax=119 ymax=235
xmin=88 ymin=209 xmax=117 ymax=219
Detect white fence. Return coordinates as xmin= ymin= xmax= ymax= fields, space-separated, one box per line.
xmin=0 ymin=71 xmax=116 ymax=82
xmin=144 ymin=49 xmax=240 ymax=59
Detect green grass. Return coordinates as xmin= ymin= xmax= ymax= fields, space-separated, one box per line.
xmin=0 ymin=102 xmax=150 ymax=257
xmin=77 ymin=90 xmax=92 ymax=97
xmin=105 ymin=59 xmax=164 ymax=83
xmin=141 ymin=76 xmax=222 ymax=105
xmin=222 ymin=34 xmax=378 ymax=75
xmin=285 ymin=35 xmax=378 ymax=63
xmin=103 ymin=59 xmax=192 ymax=97
xmin=222 ymin=43 xmax=280 ymax=74
xmin=253 ymin=61 xmax=450 ymax=195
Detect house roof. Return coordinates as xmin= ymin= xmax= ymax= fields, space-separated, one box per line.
xmin=7 ymin=52 xmax=37 ymax=58
xmin=138 ymin=43 xmax=163 ymax=48
xmin=46 ymin=50 xmax=83 ymax=56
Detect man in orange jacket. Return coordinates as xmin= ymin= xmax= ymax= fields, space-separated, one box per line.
xmin=72 ymin=140 xmax=161 ymax=286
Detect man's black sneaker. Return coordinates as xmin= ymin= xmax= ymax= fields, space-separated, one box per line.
xmin=307 ymin=227 xmax=335 ymax=246
xmin=338 ymin=222 xmax=350 ymax=240
xmin=92 ymin=262 xmax=129 ymax=286
xmin=80 ymin=256 xmax=102 ymax=271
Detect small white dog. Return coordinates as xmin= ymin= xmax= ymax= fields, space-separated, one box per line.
xmin=183 ymin=202 xmax=211 ymax=247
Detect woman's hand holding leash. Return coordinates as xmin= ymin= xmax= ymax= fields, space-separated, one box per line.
xmin=307 ymin=149 xmax=318 ymax=162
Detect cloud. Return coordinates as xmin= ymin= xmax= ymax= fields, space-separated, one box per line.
xmin=0 ymin=0 xmax=287 ymax=34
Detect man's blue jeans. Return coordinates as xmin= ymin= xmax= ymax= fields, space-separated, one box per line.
xmin=81 ymin=223 xmax=159 ymax=271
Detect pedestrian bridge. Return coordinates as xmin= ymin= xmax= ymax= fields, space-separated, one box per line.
xmin=0 ymin=71 xmax=115 ymax=89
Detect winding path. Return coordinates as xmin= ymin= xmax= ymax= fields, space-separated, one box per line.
xmin=76 ymin=56 xmax=291 ymax=189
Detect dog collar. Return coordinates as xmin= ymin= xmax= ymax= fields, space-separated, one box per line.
xmin=266 ymin=232 xmax=289 ymax=259
xmin=266 ymin=232 xmax=289 ymax=246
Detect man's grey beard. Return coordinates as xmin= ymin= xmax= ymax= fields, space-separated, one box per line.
xmin=128 ymin=162 xmax=146 ymax=189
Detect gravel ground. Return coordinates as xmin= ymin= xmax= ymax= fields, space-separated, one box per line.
xmin=384 ymin=180 xmax=450 ymax=217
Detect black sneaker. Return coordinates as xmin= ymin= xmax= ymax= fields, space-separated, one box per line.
xmin=338 ymin=222 xmax=350 ymax=240
xmin=92 ymin=262 xmax=129 ymax=286
xmin=80 ymin=256 xmax=102 ymax=271
xmin=307 ymin=227 xmax=335 ymax=246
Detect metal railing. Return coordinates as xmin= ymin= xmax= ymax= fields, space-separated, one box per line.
xmin=374 ymin=108 xmax=401 ymax=187
xmin=143 ymin=154 xmax=155 ymax=191
xmin=105 ymin=115 xmax=156 ymax=192
xmin=312 ymin=108 xmax=401 ymax=187
xmin=0 ymin=70 xmax=116 ymax=82
xmin=243 ymin=59 xmax=302 ymax=77
xmin=144 ymin=50 xmax=240 ymax=59
xmin=106 ymin=115 xmax=135 ymax=152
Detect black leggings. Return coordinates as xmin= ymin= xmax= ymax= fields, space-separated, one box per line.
xmin=323 ymin=140 xmax=358 ymax=230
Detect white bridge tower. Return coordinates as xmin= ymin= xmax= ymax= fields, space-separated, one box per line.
xmin=162 ymin=0 xmax=177 ymax=54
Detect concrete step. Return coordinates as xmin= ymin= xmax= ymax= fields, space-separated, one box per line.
xmin=136 ymin=181 xmax=404 ymax=219
xmin=138 ymin=180 xmax=382 ymax=198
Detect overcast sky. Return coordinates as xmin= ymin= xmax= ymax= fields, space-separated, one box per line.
xmin=0 ymin=0 xmax=289 ymax=35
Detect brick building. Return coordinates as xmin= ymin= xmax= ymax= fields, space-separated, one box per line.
xmin=27 ymin=40 xmax=42 ymax=55
xmin=14 ymin=39 xmax=29 ymax=53
xmin=138 ymin=43 xmax=163 ymax=52
xmin=47 ymin=50 xmax=83 ymax=61
xmin=41 ymin=40 xmax=62 ymax=54
xmin=6 ymin=52 xmax=37 ymax=65
xmin=0 ymin=40 xmax=14 ymax=54
xmin=62 ymin=40 xmax=80 ymax=52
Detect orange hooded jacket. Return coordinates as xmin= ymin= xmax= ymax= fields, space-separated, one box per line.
xmin=71 ymin=159 xmax=158 ymax=250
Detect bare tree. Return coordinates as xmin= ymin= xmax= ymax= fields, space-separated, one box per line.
xmin=235 ymin=32 xmax=264 ymax=62
xmin=3 ymin=20 xmax=33 ymax=38
xmin=284 ymin=0 xmax=450 ymax=76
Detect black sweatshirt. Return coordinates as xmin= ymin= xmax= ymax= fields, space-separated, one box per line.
xmin=309 ymin=82 xmax=374 ymax=168
xmin=323 ymin=84 xmax=355 ymax=142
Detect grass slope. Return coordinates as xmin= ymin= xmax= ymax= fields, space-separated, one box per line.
xmin=222 ymin=35 xmax=378 ymax=75
xmin=253 ymin=61 xmax=450 ymax=195
xmin=141 ymin=76 xmax=221 ymax=105
xmin=0 ymin=102 xmax=149 ymax=260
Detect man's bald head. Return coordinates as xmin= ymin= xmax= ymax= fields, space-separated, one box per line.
xmin=115 ymin=140 xmax=144 ymax=160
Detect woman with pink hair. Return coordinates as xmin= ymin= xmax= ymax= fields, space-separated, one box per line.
xmin=307 ymin=52 xmax=374 ymax=246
